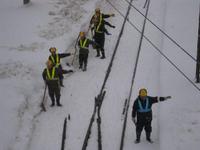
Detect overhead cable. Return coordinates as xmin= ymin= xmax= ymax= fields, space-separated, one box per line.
xmin=123 ymin=0 xmax=200 ymax=64
xmin=106 ymin=0 xmax=200 ymax=92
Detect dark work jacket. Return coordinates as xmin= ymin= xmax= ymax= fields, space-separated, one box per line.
xmin=78 ymin=38 xmax=95 ymax=54
xmin=90 ymin=13 xmax=111 ymax=25
xmin=93 ymin=21 xmax=108 ymax=39
xmin=42 ymin=67 xmax=61 ymax=88
xmin=132 ymin=96 xmax=166 ymax=120
xmin=48 ymin=53 xmax=71 ymax=67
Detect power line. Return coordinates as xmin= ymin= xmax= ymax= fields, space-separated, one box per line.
xmin=122 ymin=0 xmax=200 ymax=65
xmin=82 ymin=0 xmax=135 ymax=149
xmin=120 ymin=0 xmax=151 ymax=150
xmin=106 ymin=0 xmax=200 ymax=92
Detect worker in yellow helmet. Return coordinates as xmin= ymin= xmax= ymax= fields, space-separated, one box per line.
xmin=90 ymin=8 xmax=115 ymax=59
xmin=132 ymin=88 xmax=171 ymax=143
xmin=78 ymin=31 xmax=97 ymax=71
xmin=90 ymin=8 xmax=115 ymax=27
xmin=42 ymin=60 xmax=73 ymax=107
xmin=48 ymin=47 xmax=73 ymax=87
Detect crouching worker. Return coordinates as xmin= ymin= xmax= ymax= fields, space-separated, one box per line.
xmin=78 ymin=31 xmax=97 ymax=71
xmin=132 ymin=88 xmax=171 ymax=143
xmin=42 ymin=60 xmax=73 ymax=107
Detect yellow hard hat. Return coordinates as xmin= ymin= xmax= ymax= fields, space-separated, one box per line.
xmin=49 ymin=47 xmax=57 ymax=53
xmin=79 ymin=32 xmax=85 ymax=37
xmin=139 ymin=88 xmax=147 ymax=97
xmin=95 ymin=8 xmax=100 ymax=13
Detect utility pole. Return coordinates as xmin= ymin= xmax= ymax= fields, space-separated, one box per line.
xmin=196 ymin=6 xmax=200 ymax=83
xmin=23 ymin=0 xmax=30 ymax=5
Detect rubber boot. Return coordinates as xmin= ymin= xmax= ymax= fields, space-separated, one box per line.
xmin=79 ymin=64 xmax=82 ymax=69
xmin=146 ymin=132 xmax=153 ymax=143
xmin=56 ymin=96 xmax=62 ymax=107
xmin=96 ymin=49 xmax=100 ymax=57
xmin=135 ymin=132 xmax=141 ymax=143
xmin=50 ymin=97 xmax=55 ymax=107
xmin=83 ymin=64 xmax=87 ymax=71
xmin=100 ymin=50 xmax=105 ymax=59
xmin=79 ymin=56 xmax=83 ymax=69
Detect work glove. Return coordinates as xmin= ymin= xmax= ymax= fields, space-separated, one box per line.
xmin=110 ymin=13 xmax=115 ymax=17
xmin=68 ymin=70 xmax=73 ymax=73
xmin=165 ymin=96 xmax=172 ymax=100
xmin=132 ymin=117 xmax=136 ymax=124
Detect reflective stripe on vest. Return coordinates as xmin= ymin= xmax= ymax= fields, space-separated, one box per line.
xmin=138 ymin=98 xmax=151 ymax=112
xmin=46 ymin=67 xmax=58 ymax=80
xmin=80 ymin=39 xmax=88 ymax=49
xmin=50 ymin=54 xmax=60 ymax=67
xmin=96 ymin=14 xmax=103 ymax=33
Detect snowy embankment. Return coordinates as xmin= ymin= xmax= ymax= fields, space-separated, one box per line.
xmin=0 ymin=0 xmax=99 ymax=150
xmin=0 ymin=0 xmax=200 ymax=150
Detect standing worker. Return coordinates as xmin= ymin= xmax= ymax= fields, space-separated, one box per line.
xmin=90 ymin=8 xmax=115 ymax=28
xmin=78 ymin=31 xmax=97 ymax=71
xmin=90 ymin=8 xmax=115 ymax=59
xmin=132 ymin=88 xmax=171 ymax=143
xmin=42 ymin=60 xmax=72 ymax=107
xmin=48 ymin=47 xmax=72 ymax=87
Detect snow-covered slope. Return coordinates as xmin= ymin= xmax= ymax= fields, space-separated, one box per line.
xmin=0 ymin=0 xmax=200 ymax=150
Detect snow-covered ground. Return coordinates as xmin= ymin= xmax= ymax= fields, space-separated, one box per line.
xmin=0 ymin=0 xmax=200 ymax=150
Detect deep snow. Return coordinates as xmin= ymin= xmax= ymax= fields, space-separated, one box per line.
xmin=0 ymin=0 xmax=200 ymax=150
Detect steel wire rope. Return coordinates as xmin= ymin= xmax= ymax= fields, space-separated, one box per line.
xmin=122 ymin=0 xmax=200 ymax=64
xmin=120 ymin=0 xmax=150 ymax=149
xmin=82 ymin=101 xmax=97 ymax=150
xmin=99 ymin=0 xmax=134 ymax=95
xmin=82 ymin=0 xmax=134 ymax=149
xmin=95 ymin=0 xmax=134 ymax=149
xmin=106 ymin=0 xmax=200 ymax=92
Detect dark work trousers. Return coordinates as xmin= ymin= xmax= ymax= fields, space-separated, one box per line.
xmin=94 ymin=33 xmax=105 ymax=57
xmin=48 ymin=86 xmax=61 ymax=105
xmin=136 ymin=116 xmax=152 ymax=134
xmin=79 ymin=53 xmax=88 ymax=69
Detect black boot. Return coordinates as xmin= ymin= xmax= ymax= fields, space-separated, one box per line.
xmin=50 ymin=97 xmax=55 ymax=107
xmin=83 ymin=65 xmax=87 ymax=71
xmin=50 ymin=103 xmax=55 ymax=107
xmin=146 ymin=132 xmax=153 ymax=143
xmin=135 ymin=132 xmax=141 ymax=144
xmin=96 ymin=49 xmax=100 ymax=57
xmin=56 ymin=96 xmax=62 ymax=107
xmin=100 ymin=50 xmax=105 ymax=59
xmin=57 ymin=103 xmax=62 ymax=107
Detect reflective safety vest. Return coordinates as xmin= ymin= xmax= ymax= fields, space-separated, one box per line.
xmin=95 ymin=14 xmax=103 ymax=33
xmin=137 ymin=98 xmax=151 ymax=112
xmin=50 ymin=54 xmax=60 ymax=67
xmin=46 ymin=67 xmax=59 ymax=81
xmin=80 ymin=38 xmax=88 ymax=49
